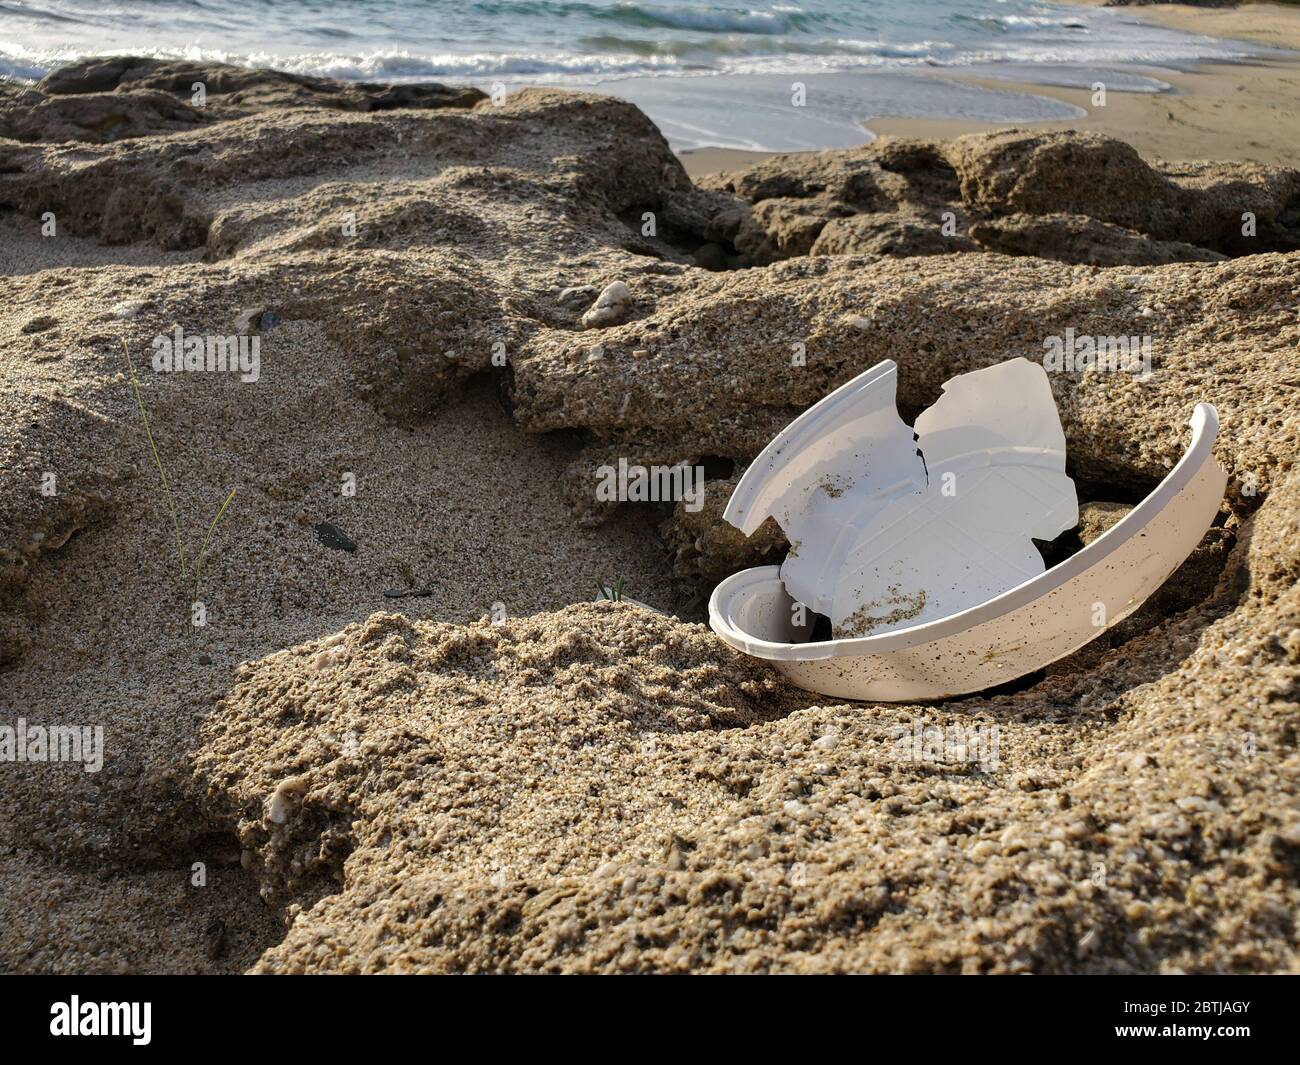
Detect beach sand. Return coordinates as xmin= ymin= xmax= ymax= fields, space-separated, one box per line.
xmin=0 ymin=45 xmax=1298 ymax=974
xmin=681 ymin=2 xmax=1300 ymax=179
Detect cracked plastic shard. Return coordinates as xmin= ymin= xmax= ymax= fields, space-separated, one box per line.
xmin=746 ymin=358 xmax=1079 ymax=638
xmin=712 ymin=356 xmax=1225 ymax=701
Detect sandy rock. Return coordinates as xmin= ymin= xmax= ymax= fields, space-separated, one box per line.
xmin=37 ymin=56 xmax=168 ymax=95
xmin=280 ymin=251 xmax=503 ymax=421
xmin=970 ymin=213 xmax=1227 ymax=266
xmin=0 ymin=90 xmax=210 ymax=144
xmin=948 ymin=129 xmax=1300 ymax=255
xmin=660 ymin=473 xmax=786 ymax=581
xmin=1077 ymin=501 xmax=1135 ymax=545
xmin=712 ymin=147 xmax=891 ymax=208
xmin=0 ymin=369 xmax=130 ymax=665
xmin=690 ymin=242 xmax=730 ymax=270
xmin=706 ymin=130 xmax=1300 ymax=266
xmin=37 ymin=56 xmax=484 ymax=116
xmin=0 ymin=87 xmax=681 ymax=252
xmin=658 ymin=183 xmax=746 ymax=246
xmin=729 ymin=200 xmax=825 ymax=265
xmin=812 ymin=213 xmax=976 ymax=257
xmin=511 ymin=252 xmax=1298 ymax=501
xmin=702 ymin=146 xmax=916 ymax=266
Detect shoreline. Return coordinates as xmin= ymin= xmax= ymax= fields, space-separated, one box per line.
xmin=680 ymin=2 xmax=1300 ymax=178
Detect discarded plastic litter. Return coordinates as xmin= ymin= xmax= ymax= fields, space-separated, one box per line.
xmin=709 ymin=358 xmax=1227 ymax=701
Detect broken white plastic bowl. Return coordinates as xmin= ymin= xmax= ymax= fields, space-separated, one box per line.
xmin=709 ymin=362 xmax=1227 ymax=701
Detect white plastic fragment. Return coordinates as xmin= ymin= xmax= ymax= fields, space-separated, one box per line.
xmin=710 ymin=358 xmax=1227 ymax=701
xmin=728 ymin=358 xmax=1077 ymax=639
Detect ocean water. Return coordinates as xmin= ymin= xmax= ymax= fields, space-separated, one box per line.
xmin=0 ymin=0 xmax=1283 ymax=150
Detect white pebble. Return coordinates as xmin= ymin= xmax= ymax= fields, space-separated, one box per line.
xmin=813 ymin=731 xmax=838 ymax=751
xmin=313 ymin=646 xmax=347 ymax=671
xmin=581 ymin=281 xmax=634 ymax=329
xmin=267 ymin=775 xmax=309 ymax=825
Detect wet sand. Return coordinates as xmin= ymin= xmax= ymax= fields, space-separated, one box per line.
xmin=681 ymin=2 xmax=1300 ymax=179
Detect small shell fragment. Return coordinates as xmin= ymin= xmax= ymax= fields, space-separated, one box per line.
xmin=267 ymin=775 xmax=310 ymax=825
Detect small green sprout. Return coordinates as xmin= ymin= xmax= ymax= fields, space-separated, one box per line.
xmin=595 ymin=577 xmax=626 ymax=603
